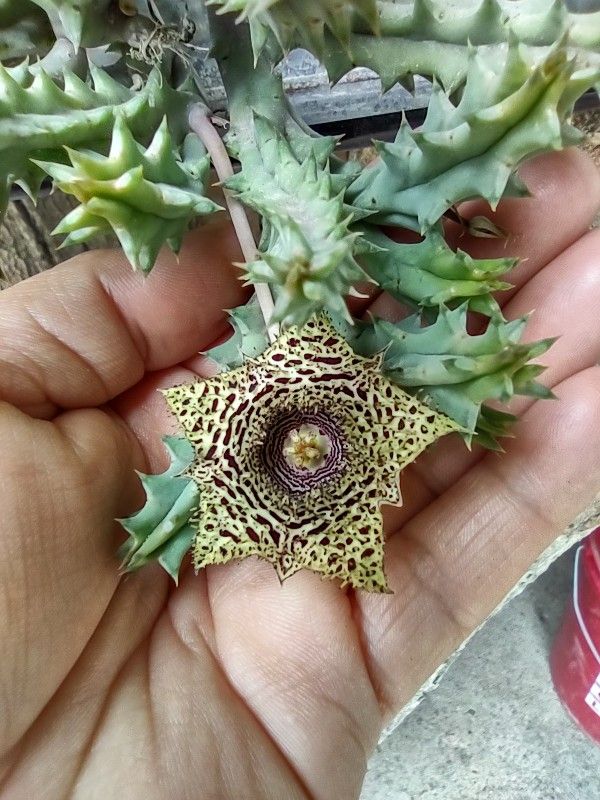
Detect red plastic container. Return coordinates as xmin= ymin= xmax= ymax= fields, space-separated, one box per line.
xmin=551 ymin=528 xmax=600 ymax=744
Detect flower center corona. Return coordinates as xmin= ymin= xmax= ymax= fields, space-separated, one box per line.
xmin=260 ymin=408 xmax=346 ymax=494
xmin=284 ymin=425 xmax=330 ymax=470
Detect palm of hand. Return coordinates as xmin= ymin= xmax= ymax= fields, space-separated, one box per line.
xmin=1 ymin=152 xmax=600 ymax=800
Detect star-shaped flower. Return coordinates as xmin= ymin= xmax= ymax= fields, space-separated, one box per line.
xmin=164 ymin=316 xmax=460 ymax=592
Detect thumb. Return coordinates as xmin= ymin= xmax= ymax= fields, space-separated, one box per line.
xmin=0 ymin=400 xmax=163 ymax=757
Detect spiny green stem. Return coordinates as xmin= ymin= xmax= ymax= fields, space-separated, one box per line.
xmin=188 ymin=104 xmax=279 ymax=342
xmin=371 ymin=0 xmax=600 ymax=48
xmin=29 ymin=36 xmax=81 ymax=76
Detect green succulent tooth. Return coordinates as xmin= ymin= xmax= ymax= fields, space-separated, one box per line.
xmin=370 ymin=0 xmax=599 ymax=48
xmin=321 ymin=0 xmax=599 ymax=91
xmin=29 ymin=0 xmax=124 ymax=49
xmin=0 ymin=62 xmax=194 ymax=215
xmin=337 ymin=304 xmax=554 ymax=446
xmin=212 ymin=0 xmax=378 ymax=58
xmin=226 ymin=114 xmax=370 ymax=326
xmin=30 ymin=0 xmax=99 ymax=49
xmin=207 ymin=296 xmax=270 ymax=372
xmin=358 ymin=225 xmax=516 ymax=317
xmin=36 ymin=115 xmax=221 ymax=272
xmin=51 ymin=204 xmax=106 ymax=247
xmin=118 ymin=436 xmax=199 ymax=583
xmin=347 ymin=42 xmax=599 ymax=230
xmin=474 ymin=406 xmax=519 ymax=452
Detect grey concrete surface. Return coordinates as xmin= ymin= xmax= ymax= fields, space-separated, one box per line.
xmin=361 ymin=549 xmax=600 ymax=800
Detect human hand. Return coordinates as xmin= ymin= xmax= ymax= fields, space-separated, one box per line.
xmin=1 ymin=149 xmax=599 ymax=800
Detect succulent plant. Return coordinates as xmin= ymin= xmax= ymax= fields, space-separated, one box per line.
xmin=0 ymin=62 xmax=193 ymax=213
xmin=212 ymin=0 xmax=379 ymax=60
xmin=1 ymin=0 xmax=597 ymax=588
xmin=358 ymin=225 xmax=516 ymax=318
xmin=29 ymin=0 xmax=114 ymax=48
xmin=324 ymin=0 xmax=600 ymax=89
xmin=207 ymin=296 xmax=271 ymax=371
xmin=118 ymin=436 xmax=199 ymax=582
xmin=347 ymin=42 xmax=592 ymax=229
xmin=0 ymin=1 xmax=53 ymax=60
xmin=36 ymin=115 xmax=221 ymax=271
xmin=332 ymin=305 xmax=555 ymax=447
xmin=226 ymin=114 xmax=371 ymax=325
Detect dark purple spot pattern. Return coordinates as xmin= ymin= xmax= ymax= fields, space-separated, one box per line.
xmin=164 ymin=316 xmax=459 ymax=593
xmin=260 ymin=409 xmax=345 ymax=493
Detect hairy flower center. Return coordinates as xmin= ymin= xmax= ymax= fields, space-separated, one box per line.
xmin=283 ymin=425 xmax=330 ymax=470
xmin=260 ymin=408 xmax=346 ymax=495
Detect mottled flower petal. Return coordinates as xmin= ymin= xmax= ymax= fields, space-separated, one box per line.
xmin=164 ymin=316 xmax=460 ymax=592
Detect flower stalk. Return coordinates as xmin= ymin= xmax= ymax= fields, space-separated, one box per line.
xmin=188 ymin=103 xmax=279 ymax=342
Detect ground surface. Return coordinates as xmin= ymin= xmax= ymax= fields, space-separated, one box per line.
xmin=361 ymin=548 xmax=600 ymax=800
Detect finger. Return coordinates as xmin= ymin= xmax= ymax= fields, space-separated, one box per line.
xmin=205 ymin=560 xmax=382 ymax=800
xmin=494 ymin=227 xmax=600 ymax=414
xmin=0 ymin=400 xmax=166 ymax=754
xmin=446 ymin=149 xmax=600 ymax=304
xmin=0 ymin=565 xmax=167 ymax=793
xmin=356 ymin=366 xmax=600 ymax=716
xmin=0 ymin=218 xmax=245 ymax=419
xmin=112 ymin=367 xmax=197 ymax=472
